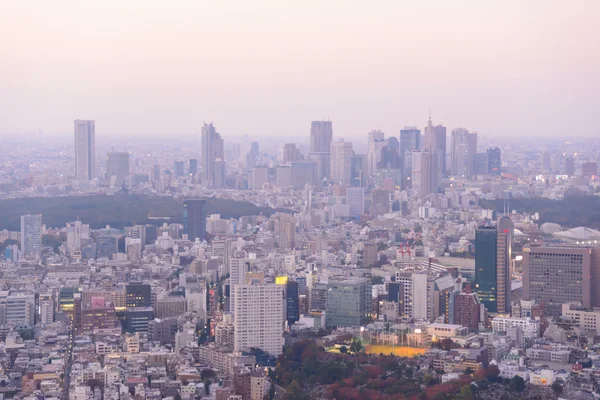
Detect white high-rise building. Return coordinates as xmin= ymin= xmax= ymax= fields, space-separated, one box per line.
xmin=233 ymin=284 xmax=284 ymax=355
xmin=451 ymin=128 xmax=477 ymax=177
xmin=74 ymin=119 xmax=96 ymax=181
xmin=6 ymin=293 xmax=35 ymax=326
xmin=40 ymin=299 xmax=54 ymax=325
xmin=66 ymin=221 xmax=90 ymax=253
xmin=366 ymin=130 xmax=386 ymax=177
xmin=200 ymin=122 xmax=225 ymax=187
xmin=330 ymin=139 xmax=354 ymax=185
xmin=229 ymin=250 xmax=248 ymax=313
xmin=20 ymin=214 xmax=42 ymax=259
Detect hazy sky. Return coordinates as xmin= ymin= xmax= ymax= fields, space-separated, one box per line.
xmin=1 ymin=1 xmax=598 ymax=139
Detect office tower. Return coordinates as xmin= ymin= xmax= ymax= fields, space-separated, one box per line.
xmin=6 ymin=293 xmax=35 ymax=326
xmin=156 ymin=296 xmax=186 ymax=318
xmin=286 ymin=281 xmax=300 ymax=326
xmin=487 ymin=147 xmax=501 ymax=175
xmin=66 ymin=221 xmax=90 ymax=254
xmin=565 ymin=156 xmax=575 ymax=177
xmin=233 ymin=283 xmax=284 ymax=355
xmin=20 ymin=214 xmax=42 ymax=259
xmin=367 ymin=130 xmax=386 ymax=177
xmin=290 ymin=161 xmax=317 ymax=189
xmin=411 ymin=149 xmax=438 ymax=196
xmin=475 ymin=226 xmax=498 ymax=312
xmin=496 ymin=217 xmax=513 ymax=314
xmin=152 ymin=164 xmax=161 ymax=182
xmin=81 ymin=299 xmax=116 ymax=334
xmin=200 ymin=122 xmax=225 ymax=187
xmin=174 ymin=161 xmax=185 ymax=178
xmin=276 ymin=165 xmax=292 ymax=187
xmin=96 ymin=235 xmax=118 ymax=260
xmin=229 ymin=250 xmax=248 ymax=313
xmin=451 ymin=128 xmax=478 ymax=176
xmin=371 ymin=189 xmax=390 ymax=216
xmin=326 ymin=278 xmax=372 ymax=327
xmin=523 ymin=246 xmax=600 ymax=317
xmin=74 ymin=119 xmax=96 ymax=181
xmin=105 ymin=152 xmax=130 ymax=186
xmin=124 ymin=308 xmax=154 ymax=333
xmin=309 ymin=120 xmax=333 ymax=180
xmin=39 ymin=293 xmax=54 ymax=325
xmin=541 ymin=151 xmax=552 ymax=172
xmin=363 ymin=242 xmax=378 ymax=267
xmin=454 ymin=292 xmax=481 ymax=332
xmin=278 ymin=214 xmax=296 ymax=249
xmin=183 ymin=199 xmax=207 ymax=241
xmin=283 ymin=143 xmax=302 ymax=163
xmin=189 ymin=159 xmax=198 ymax=176
xmin=212 ymin=159 xmax=225 ymax=188
xmin=473 ymin=153 xmax=489 ymax=175
xmin=126 ymin=238 xmax=142 ymax=261
xmin=423 ymin=116 xmax=447 ymax=177
xmin=126 ymin=283 xmax=152 ymax=308
xmin=582 ymin=162 xmax=598 ymax=177
xmin=350 ymin=154 xmax=366 ymax=187
xmin=252 ymin=166 xmax=269 ymax=189
xmin=330 ymin=139 xmax=354 ymax=185
xmin=400 ymin=127 xmax=421 ymax=155
xmin=346 ymin=187 xmax=365 ymax=218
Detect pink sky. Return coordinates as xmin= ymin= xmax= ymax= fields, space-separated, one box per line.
xmin=0 ymin=1 xmax=598 ymax=138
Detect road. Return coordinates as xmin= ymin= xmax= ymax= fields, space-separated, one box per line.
xmin=62 ymin=319 xmax=75 ymax=400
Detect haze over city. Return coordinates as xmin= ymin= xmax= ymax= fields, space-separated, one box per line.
xmin=1 ymin=0 xmax=599 ymax=138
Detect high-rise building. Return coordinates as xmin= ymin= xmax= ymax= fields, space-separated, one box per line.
xmin=6 ymin=293 xmax=35 ymax=326
xmin=565 ymin=156 xmax=575 ymax=177
xmin=278 ymin=214 xmax=296 ymax=249
xmin=346 ymin=187 xmax=365 ymax=218
xmin=252 ymin=166 xmax=269 ymax=190
xmin=96 ymin=235 xmax=118 ymax=260
xmin=472 ymin=152 xmax=489 ymax=175
xmin=326 ymin=278 xmax=372 ymax=327
xmin=276 ymin=165 xmax=292 ymax=187
xmin=74 ymin=119 xmax=96 ymax=181
xmin=189 ymin=159 xmax=198 ymax=176
xmin=451 ymin=128 xmax=477 ymax=176
xmin=283 ymin=143 xmax=302 ymax=163
xmin=105 ymin=152 xmax=130 ymax=186
xmin=126 ymin=283 xmax=152 ymax=309
xmin=367 ymin=130 xmax=386 ymax=177
xmin=330 ymin=139 xmax=354 ymax=185
xmin=350 ymin=154 xmax=366 ymax=187
xmin=290 ymin=161 xmax=317 ymax=189
xmin=411 ymin=149 xmax=438 ymax=196
xmin=66 ymin=221 xmax=90 ymax=254
xmin=183 ymin=199 xmax=207 ymax=241
xmin=423 ymin=116 xmax=447 ymax=177
xmin=20 ymin=214 xmax=42 ymax=259
xmin=496 ymin=216 xmax=513 ymax=314
xmin=454 ymin=292 xmax=481 ymax=332
xmin=523 ymin=246 xmax=600 ymax=317
xmin=487 ymin=147 xmax=501 ymax=175
xmin=309 ymin=120 xmax=333 ymax=180
xmin=400 ymin=127 xmax=421 ymax=187
xmin=233 ymin=283 xmax=284 ymax=355
xmin=173 ymin=161 xmax=185 ymax=178
xmin=200 ymin=122 xmax=225 ymax=187
xmin=582 ymin=162 xmax=598 ymax=177
xmin=286 ymin=281 xmax=300 ymax=326
xmin=475 ymin=226 xmax=498 ymax=312
xmin=371 ymin=189 xmax=390 ymax=216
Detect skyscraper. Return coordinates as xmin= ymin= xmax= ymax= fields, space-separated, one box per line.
xmin=523 ymin=246 xmax=600 ymax=317
xmin=74 ymin=119 xmax=96 ymax=181
xmin=286 ymin=281 xmax=300 ymax=326
xmin=330 ymin=139 xmax=354 ymax=185
xmin=367 ymin=130 xmax=386 ymax=177
xmin=308 ymin=120 xmax=333 ymax=180
xmin=183 ymin=199 xmax=207 ymax=241
xmin=423 ymin=116 xmax=447 ymax=177
xmin=105 ymin=152 xmax=130 ymax=187
xmin=20 ymin=214 xmax=42 ymax=259
xmin=200 ymin=122 xmax=224 ymax=187
xmin=411 ymin=149 xmax=438 ymax=196
xmin=496 ymin=216 xmax=513 ymax=314
xmin=475 ymin=226 xmax=498 ymax=312
xmin=487 ymin=147 xmax=501 ymax=175
xmin=189 ymin=159 xmax=198 ymax=176
xmin=565 ymin=156 xmax=575 ymax=177
xmin=233 ymin=283 xmax=284 ymax=355
xmin=350 ymin=154 xmax=366 ymax=187
xmin=283 ymin=143 xmax=302 ymax=163
xmin=400 ymin=127 xmax=421 ymax=187
xmin=451 ymin=128 xmax=477 ymax=176
xmin=326 ymin=277 xmax=372 ymax=327
xmin=278 ymin=214 xmax=296 ymax=249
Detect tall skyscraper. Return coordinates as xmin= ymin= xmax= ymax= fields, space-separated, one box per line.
xmin=105 ymin=152 xmax=130 ymax=187
xmin=367 ymin=130 xmax=386 ymax=177
xmin=330 ymin=139 xmax=354 ymax=185
xmin=283 ymin=143 xmax=302 ymax=163
xmin=278 ymin=214 xmax=296 ymax=249
xmin=309 ymin=120 xmax=333 ymax=180
xmin=20 ymin=214 xmax=42 ymax=259
xmin=411 ymin=149 xmax=438 ymax=196
xmin=523 ymin=246 xmax=600 ymax=317
xmin=487 ymin=147 xmax=501 ymax=175
xmin=451 ymin=128 xmax=477 ymax=176
xmin=290 ymin=161 xmax=317 ymax=189
xmin=200 ymin=122 xmax=224 ymax=187
xmin=233 ymin=283 xmax=284 ymax=355
xmin=66 ymin=220 xmax=90 ymax=254
xmin=423 ymin=115 xmax=447 ymax=177
xmin=183 ymin=199 xmax=207 ymax=241
xmin=326 ymin=278 xmax=372 ymax=327
xmin=286 ymin=281 xmax=300 ymax=326
xmin=189 ymin=159 xmax=198 ymax=176
xmin=400 ymin=127 xmax=421 ymax=187
xmin=565 ymin=156 xmax=575 ymax=177
xmin=496 ymin=216 xmax=513 ymax=314
xmin=74 ymin=119 xmax=96 ymax=181
xmin=475 ymin=226 xmax=498 ymax=312
xmin=350 ymin=154 xmax=366 ymax=188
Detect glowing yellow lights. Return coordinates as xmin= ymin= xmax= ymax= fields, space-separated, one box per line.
xmin=275 ymin=276 xmax=288 ymax=285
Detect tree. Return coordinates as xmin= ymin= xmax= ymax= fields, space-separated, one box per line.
xmin=458 ymin=385 xmax=474 ymax=400
xmin=464 ymin=367 xmax=474 ymax=375
xmin=287 ymin=381 xmax=301 ymax=398
xmin=350 ymin=339 xmax=362 ymax=354
xmin=339 ymin=346 xmax=348 ymax=354
xmin=174 ymin=394 xmax=182 ymax=400
xmin=201 ymin=369 xmax=216 ymax=380
xmin=486 ymin=365 xmax=500 ymax=382
xmin=510 ymin=375 xmax=525 ymax=392
xmin=551 ymin=381 xmax=563 ymax=395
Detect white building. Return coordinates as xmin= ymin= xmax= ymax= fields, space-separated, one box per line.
xmin=6 ymin=293 xmax=35 ymax=326
xmin=233 ymin=284 xmax=284 ymax=355
xmin=492 ymin=317 xmax=540 ymax=339
xmin=561 ymin=302 xmax=600 ymax=334
xmin=66 ymin=220 xmax=90 ymax=253
xmin=20 ymin=214 xmax=42 ymax=259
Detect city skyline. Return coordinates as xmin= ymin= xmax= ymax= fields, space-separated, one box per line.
xmin=1 ymin=1 xmax=599 ymax=138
